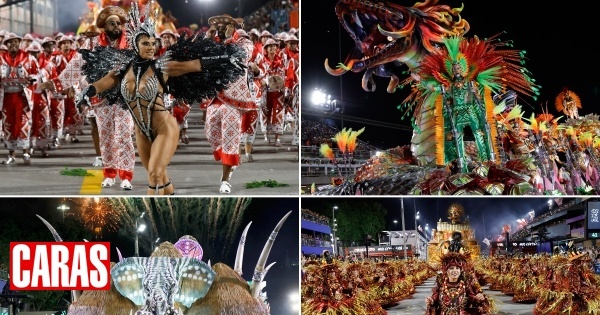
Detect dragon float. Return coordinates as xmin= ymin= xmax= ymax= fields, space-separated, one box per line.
xmin=314 ymin=0 xmax=600 ymax=195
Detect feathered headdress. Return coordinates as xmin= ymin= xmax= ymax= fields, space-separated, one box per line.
xmin=125 ymin=1 xmax=158 ymax=53
xmin=440 ymin=251 xmax=467 ymax=272
xmin=555 ymin=88 xmax=582 ymax=116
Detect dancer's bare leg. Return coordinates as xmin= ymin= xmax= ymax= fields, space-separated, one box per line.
xmin=90 ymin=117 xmax=101 ymax=156
xmin=222 ymin=164 xmax=233 ymax=182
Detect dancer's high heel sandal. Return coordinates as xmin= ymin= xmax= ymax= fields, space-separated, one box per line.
xmin=149 ymin=180 xmax=172 ymax=195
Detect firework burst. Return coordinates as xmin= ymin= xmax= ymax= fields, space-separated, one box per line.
xmin=71 ymin=198 xmax=122 ymax=235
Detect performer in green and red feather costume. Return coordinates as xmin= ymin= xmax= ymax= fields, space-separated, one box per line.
xmin=406 ymin=35 xmax=540 ymax=173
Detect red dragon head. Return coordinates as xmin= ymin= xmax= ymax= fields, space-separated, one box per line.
xmin=325 ymin=0 xmax=469 ymax=92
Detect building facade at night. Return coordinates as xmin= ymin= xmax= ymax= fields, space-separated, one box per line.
xmin=0 ymin=0 xmax=57 ymax=36
xmin=506 ymin=198 xmax=598 ymax=254
xmin=301 ymin=210 xmax=333 ymax=256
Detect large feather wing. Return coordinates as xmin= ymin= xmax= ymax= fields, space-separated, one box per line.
xmin=79 ymin=46 xmax=135 ymax=104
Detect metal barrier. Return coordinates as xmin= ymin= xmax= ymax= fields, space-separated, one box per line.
xmin=301 ymin=238 xmax=332 ymax=247
xmin=301 ymin=164 xmax=362 ymax=177
xmin=300 ymin=146 xmax=374 ymax=160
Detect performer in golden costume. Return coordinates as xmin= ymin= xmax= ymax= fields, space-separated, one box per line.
xmin=426 ymin=251 xmax=494 ymax=314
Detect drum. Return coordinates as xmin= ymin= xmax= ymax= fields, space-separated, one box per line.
xmin=267 ymin=75 xmax=284 ymax=91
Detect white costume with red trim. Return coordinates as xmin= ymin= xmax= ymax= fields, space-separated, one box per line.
xmin=241 ymin=50 xmax=264 ymax=145
xmin=257 ymin=49 xmax=286 ymax=136
xmin=31 ymin=53 xmax=55 ymax=150
xmin=0 ymin=50 xmax=40 ymax=150
xmin=55 ymin=32 xmax=135 ymax=182
xmin=41 ymin=50 xmax=65 ymax=142
xmin=54 ymin=48 xmax=84 ymax=137
xmin=205 ymin=32 xmax=255 ymax=167
xmin=284 ymin=52 xmax=299 ymax=146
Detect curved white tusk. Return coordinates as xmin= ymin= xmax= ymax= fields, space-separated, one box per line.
xmin=116 ymin=247 xmax=124 ymax=262
xmin=234 ymin=221 xmax=253 ymax=276
xmin=256 ymin=262 xmax=276 ymax=299
xmin=37 ymin=215 xmax=80 ymax=303
xmin=263 ymin=262 xmax=276 ymax=279
xmin=250 ymin=211 xmax=292 ymax=298
xmin=37 ymin=215 xmax=63 ymax=242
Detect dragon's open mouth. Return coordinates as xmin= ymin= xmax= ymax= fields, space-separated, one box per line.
xmin=325 ymin=0 xmax=409 ymax=75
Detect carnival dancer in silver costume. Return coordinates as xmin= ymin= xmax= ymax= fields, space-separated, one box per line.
xmin=77 ymin=3 xmax=245 ymax=195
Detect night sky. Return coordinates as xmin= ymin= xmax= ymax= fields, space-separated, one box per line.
xmin=301 ymin=0 xmax=600 ymax=148
xmin=0 ymin=197 xmax=299 ymax=315
xmin=302 ymin=197 xmax=571 ymax=242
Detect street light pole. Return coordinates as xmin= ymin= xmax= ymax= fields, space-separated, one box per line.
xmin=425 ymin=223 xmax=429 ymax=261
xmin=332 ymin=206 xmax=338 ymax=257
xmin=57 ymin=204 xmax=70 ymax=222
xmin=401 ymin=198 xmax=407 ymax=259
xmin=415 ymin=209 xmax=420 ymax=260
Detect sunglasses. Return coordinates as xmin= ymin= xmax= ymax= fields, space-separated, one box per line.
xmin=107 ymin=21 xmax=122 ymax=27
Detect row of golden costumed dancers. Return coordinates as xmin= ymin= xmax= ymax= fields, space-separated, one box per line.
xmin=301 ymin=243 xmax=600 ymax=314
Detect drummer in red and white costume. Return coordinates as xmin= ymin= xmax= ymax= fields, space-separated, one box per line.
xmin=205 ymin=14 xmax=255 ymax=194
xmin=39 ymin=36 xmax=64 ymax=147
xmin=257 ymin=38 xmax=286 ymax=147
xmin=0 ymin=33 xmax=41 ymax=165
xmin=283 ymin=34 xmax=299 ymax=146
xmin=157 ymin=29 xmax=177 ymax=57
xmin=55 ymin=35 xmax=84 ymax=143
xmin=42 ymin=6 xmax=136 ymax=190
xmin=238 ymin=29 xmax=263 ymax=162
xmin=280 ymin=34 xmax=298 ymax=68
xmin=20 ymin=33 xmax=35 ymax=50
xmin=26 ymin=42 xmax=52 ymax=157
xmin=256 ymin=30 xmax=273 ymax=60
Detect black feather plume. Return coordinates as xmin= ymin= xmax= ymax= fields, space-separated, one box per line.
xmin=80 ymin=46 xmax=135 ymax=104
xmin=166 ymin=33 xmax=247 ymax=103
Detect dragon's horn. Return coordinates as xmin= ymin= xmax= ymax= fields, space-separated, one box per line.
xmin=37 ymin=215 xmax=63 ymax=242
xmin=116 ymin=247 xmax=124 ymax=262
xmin=377 ymin=24 xmax=411 ymax=39
xmin=250 ymin=211 xmax=292 ymax=298
xmin=208 ymin=259 xmax=211 ymax=268
xmin=234 ymin=221 xmax=253 ymax=276
xmin=324 ymin=58 xmax=348 ymax=76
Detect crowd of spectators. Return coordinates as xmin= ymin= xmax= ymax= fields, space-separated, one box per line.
xmin=243 ymin=0 xmax=297 ymax=33
xmin=510 ymin=199 xmax=579 ymax=240
xmin=301 ymin=208 xmax=330 ymax=225
xmin=301 ymin=119 xmax=378 ymax=152
xmin=301 ymin=233 xmax=331 ymax=247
